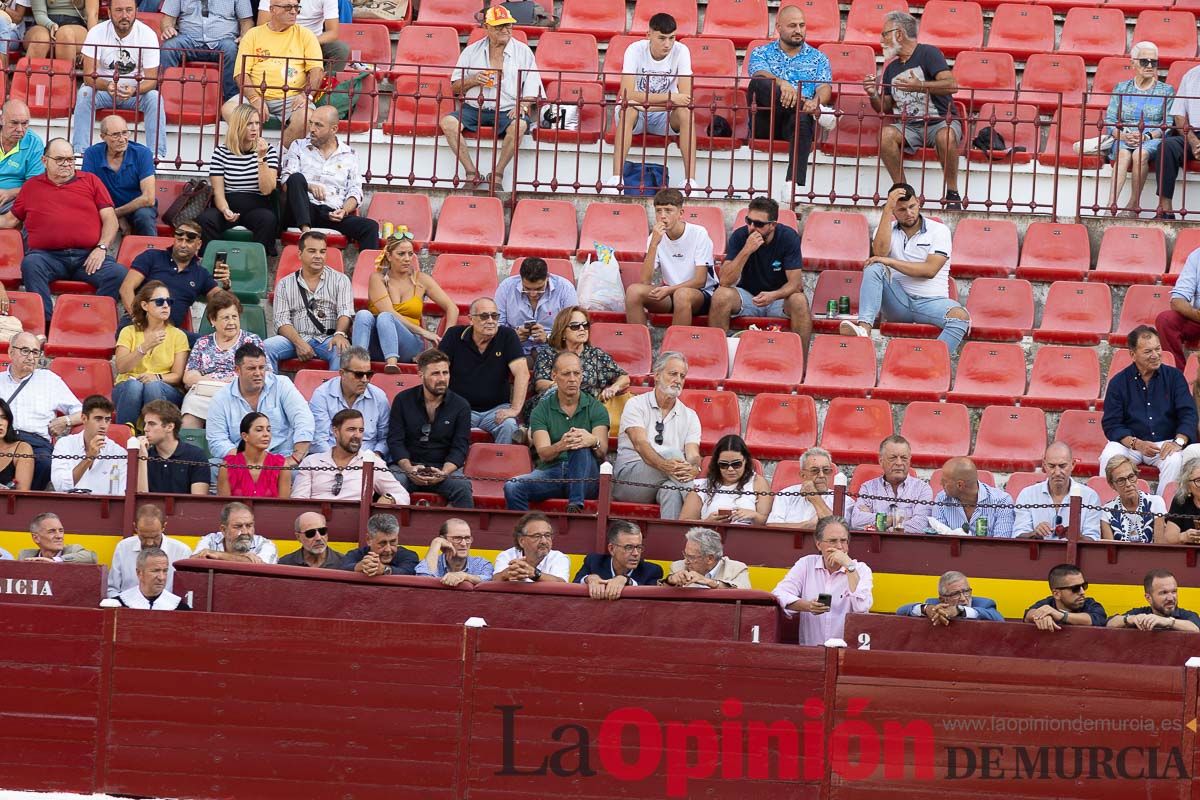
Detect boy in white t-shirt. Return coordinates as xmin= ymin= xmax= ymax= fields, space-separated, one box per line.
xmin=607 ymin=13 xmax=696 ymax=191
xmin=625 ymin=187 xmax=716 ymax=326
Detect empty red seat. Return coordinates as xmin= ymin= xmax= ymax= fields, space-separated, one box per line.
xmin=900 ymin=401 xmax=972 ymax=467
xmin=630 ymin=0 xmax=697 ymax=35
xmin=967 ymin=103 xmax=1038 ymax=164
xmin=1058 ymin=7 xmax=1127 ymax=65
xmin=680 ymin=37 xmax=738 ymax=89
xmin=116 ymin=235 xmax=172 ymax=267
xmin=811 ymin=270 xmax=862 ymax=334
xmin=848 ymin=463 xmax=884 ymax=495
xmin=341 ymin=22 xmax=393 ymax=67
xmin=534 ymin=32 xmax=600 ymax=78
xmin=679 ymin=389 xmax=741 ymax=451
xmin=817 ymin=94 xmax=882 ymax=158
xmin=1167 ymin=228 xmax=1200 ymax=286
xmin=601 ymin=35 xmax=638 ymax=91
xmin=1131 ymin=11 xmax=1198 ymax=65
xmin=964 ymin=278 xmax=1033 ymax=341
xmin=842 ymin=0 xmax=908 ymax=49
xmin=558 ymin=0 xmax=626 ymax=41
xmin=10 ymin=58 xmax=75 ymax=118
xmin=1 ymin=292 xmax=45 ymax=349
xmin=48 ymin=357 xmax=114 ymax=401
xmin=1110 ymin=286 xmax=1172 ymax=347
xmin=383 ymin=75 xmax=455 ymax=136
xmin=701 ymin=0 xmax=767 ymax=45
xmin=429 ymin=196 xmax=504 ymax=255
xmin=391 ymin=26 xmax=461 ymax=78
xmin=984 ymin=4 xmax=1053 ymax=61
xmin=873 ymin=338 xmax=951 ymax=402
xmin=946 ymin=341 xmax=1026 ymax=406
xmin=919 ymin=1 xmax=984 ymax=57
xmin=951 ymin=50 xmax=1016 ymax=109
xmin=1023 ymin=345 xmax=1101 ymax=411
xmin=365 ymin=192 xmax=433 ymax=246
xmin=465 ymin=443 xmax=532 ymax=508
xmin=770 ymin=459 xmax=805 ymax=492
xmin=820 ymin=398 xmax=894 ymax=463
xmin=293 ymin=369 xmax=337 ymax=401
xmin=416 ymin=0 xmax=480 ymax=31
xmin=591 ymin=323 xmax=652 ymax=381
xmin=503 ymin=200 xmax=578 ymax=258
xmin=694 ymin=87 xmax=750 ymax=151
xmin=659 ymin=326 xmax=728 ymax=389
xmin=744 ymin=393 xmax=817 ymax=460
xmin=817 ymin=43 xmax=876 ymax=99
xmin=160 ymin=64 xmax=222 ymax=125
xmin=577 ymin=203 xmax=650 ymax=261
xmin=680 ymin=206 xmax=726 ymax=261
xmin=801 ymin=211 xmax=870 ymax=270
xmin=334 ymin=70 xmax=382 ymax=134
xmin=1092 ymin=226 xmax=1167 ymax=285
xmin=352 ymin=260 xmax=377 ymax=310
xmin=1017 ymin=54 xmax=1087 ymax=111
xmin=45 ymin=295 xmax=117 ymax=358
xmin=781 ymin=0 xmax=839 ymax=45
xmin=428 ymin=254 xmax=499 ymax=314
xmin=153 ymin=180 xmax=187 ymax=235
xmin=1016 ymin=222 xmax=1090 ymax=282
xmin=971 ymin=405 xmax=1046 ymax=471
xmin=725 ymin=330 xmax=805 ymax=393
xmin=534 ymin=80 xmax=606 ymax=146
xmin=1054 ymin=410 xmax=1107 ymax=475
xmin=1033 ymin=281 xmax=1112 ymax=345
xmin=1087 ymin=57 xmax=1137 ymax=109
xmin=1037 ymin=106 xmax=1107 ymax=169
xmin=950 ymin=218 xmax=1017 ymax=278
xmin=803 ymin=335 xmax=876 ymax=397
xmin=369 ymin=372 xmax=422 ymax=402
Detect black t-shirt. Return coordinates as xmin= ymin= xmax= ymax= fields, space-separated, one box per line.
xmin=1025 ymin=596 xmax=1108 ymax=627
xmin=1115 ymin=606 xmax=1200 ymax=628
xmin=883 ymin=43 xmax=953 ymax=120
xmin=724 ymin=224 xmax=803 ymax=295
xmin=146 ymin=441 xmax=210 ymax=494
xmin=438 ymin=325 xmax=525 ymax=412
xmin=1166 ymin=496 xmax=1200 ymax=532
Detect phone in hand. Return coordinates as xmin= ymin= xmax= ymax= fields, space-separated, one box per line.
xmin=215 ymin=251 xmax=228 ymax=265
xmin=817 ymin=593 xmax=832 ymax=607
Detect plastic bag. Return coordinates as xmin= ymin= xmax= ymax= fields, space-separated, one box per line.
xmin=576 ymin=242 xmax=624 ymax=312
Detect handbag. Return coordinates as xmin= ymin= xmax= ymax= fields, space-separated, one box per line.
xmin=162 ymin=178 xmax=213 ymax=228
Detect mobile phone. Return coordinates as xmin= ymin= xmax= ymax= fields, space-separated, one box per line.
xmin=215 ymin=250 xmax=228 ymax=265
xmin=817 ymin=593 xmax=832 ymax=607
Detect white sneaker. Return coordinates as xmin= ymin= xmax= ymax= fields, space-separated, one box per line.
xmin=599 ymin=175 xmax=620 ymax=196
xmin=839 ymin=320 xmax=869 ymax=338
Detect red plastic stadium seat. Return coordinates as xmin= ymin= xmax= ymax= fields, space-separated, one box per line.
xmin=48 ymin=357 xmax=114 ymax=401
xmin=1110 ymin=286 xmax=1172 ymax=347
xmin=341 ymin=23 xmax=392 ymax=67
xmin=873 ymin=338 xmax=951 ymax=402
xmin=919 ymin=1 xmax=984 ymax=58
xmin=900 ymin=401 xmax=971 ymax=467
xmin=1033 ymin=281 xmax=1112 ymax=346
xmin=0 ymin=230 xmax=23 ymax=288
xmin=534 ymin=80 xmax=606 ymax=145
xmin=10 ymin=58 xmax=75 ymax=118
xmin=1058 ymin=7 xmax=1127 ymax=65
xmin=949 ymin=218 xmax=1017 ymax=279
xmin=465 ymin=444 xmax=532 ymax=508
xmin=365 ymin=192 xmax=433 ymax=246
xmin=770 ymin=459 xmax=805 ymax=492
xmin=877 ymin=278 xmax=960 ymax=341
xmin=951 ymin=51 xmax=1016 ymax=110
xmin=509 ymin=258 xmax=575 ymax=283
xmin=427 ymin=254 xmax=499 ymax=314
xmin=1004 ymin=472 xmax=1042 ymax=500
xmin=843 ymin=0 xmax=908 ymax=50
xmin=0 ymin=292 xmax=45 ymax=349
xmin=680 ymin=37 xmax=738 ymax=89
xmin=725 ymin=330 xmax=805 ymax=393
xmin=967 ymin=103 xmax=1038 ymax=164
xmin=383 ymin=75 xmax=455 ymax=136
xmin=534 ymin=32 xmax=600 ymax=78
xmin=694 ymin=87 xmax=750 ymax=151
xmin=702 ymin=0 xmax=767 ymax=46
xmin=1092 ymin=227 xmax=1167 ymax=285
xmin=369 ymin=372 xmax=422 ymax=402
xmin=964 ymin=278 xmax=1033 ymax=341
xmin=680 ymin=206 xmax=726 ymax=261
xmin=160 ymin=64 xmax=222 ymax=126
xmin=153 ymin=180 xmax=187 ymax=235
xmin=820 ymin=398 xmax=894 ymax=463
xmin=659 ymin=326 xmax=729 ymax=389
xmin=1023 ymin=346 xmax=1101 ymax=411
xmin=744 ymin=393 xmax=817 ymax=460
xmin=590 ymin=323 xmax=652 ymax=381
xmin=817 ymin=44 xmax=876 ymax=100
xmin=391 ymin=26 xmax=461 ymax=79
xmin=293 ymin=369 xmax=337 ymax=401
xmin=946 ymin=341 xmax=1026 ymax=406
xmin=1131 ymin=11 xmax=1198 ymax=65
xmin=353 ymin=253 xmax=379 ymax=309
xmin=984 ymin=4 xmax=1053 ymax=61
xmin=780 ymin=0 xmax=839 ymax=45
xmin=577 ymin=203 xmax=650 ymax=261
xmin=1038 ymin=106 xmax=1107 ymax=169
xmin=601 ymin=35 xmax=638 ymax=91
xmin=1017 ymin=54 xmax=1087 ymax=112
xmin=1087 ymin=57 xmax=1136 ymax=110
xmin=811 ymin=270 xmax=862 ymax=334
xmin=1054 ymin=410 xmax=1107 ymax=475
xmin=630 ymin=0 xmax=697 ymax=35
xmin=817 ymin=94 xmax=882 ymax=158
xmin=558 ymin=0 xmax=626 ymax=41
xmin=45 ymin=295 xmax=117 ymax=358
xmin=1167 ymin=61 xmax=1200 ymax=99
xmin=503 ymin=200 xmax=578 ymax=258
xmin=971 ymin=405 xmax=1046 ymax=471
xmin=335 ymin=70 xmax=381 ymax=134
xmin=803 ymin=335 xmax=876 ymax=397
xmin=1016 ymin=222 xmax=1090 ymax=282
xmin=848 ymin=464 xmax=883 ymax=495
xmin=429 ymin=196 xmax=504 ymax=255
xmin=679 ymin=389 xmax=741 ymax=452
xmin=416 ymin=0 xmax=480 ymax=31
xmin=116 ymin=235 xmax=172 ymax=267
xmin=1167 ymin=228 xmax=1200 ymax=286
xmin=801 ymin=211 xmax=870 ymax=270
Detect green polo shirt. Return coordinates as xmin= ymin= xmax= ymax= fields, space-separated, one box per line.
xmin=529 ymin=390 xmax=609 ymax=469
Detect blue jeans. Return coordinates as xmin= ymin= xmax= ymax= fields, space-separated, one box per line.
xmin=858 ymin=262 xmax=968 ymax=351
xmin=504 ymin=447 xmax=600 ymax=510
xmin=73 ymin=86 xmax=167 ymax=158
xmin=471 ymin=405 xmax=518 ymax=445
xmin=113 ymin=378 xmax=184 ymax=425
xmin=159 ymin=34 xmax=240 ymax=101
xmin=21 ymin=248 xmax=128 ymax=324
xmin=263 ymin=335 xmax=344 ymax=373
xmin=126 ymin=205 xmax=160 ymax=237
xmin=352 ymin=309 xmax=425 ymax=363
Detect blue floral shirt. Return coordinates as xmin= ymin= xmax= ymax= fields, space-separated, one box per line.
xmin=747 ymin=41 xmax=831 ymax=98
xmin=1104 ymin=79 xmax=1174 ymax=132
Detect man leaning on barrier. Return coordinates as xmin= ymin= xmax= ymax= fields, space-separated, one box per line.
xmin=492 ymin=511 xmax=569 ymax=583
xmin=116 ymin=547 xmax=191 ymax=610
xmin=1024 ymin=563 xmax=1107 ymax=632
xmin=663 ymin=526 xmax=750 ymax=589
xmin=1108 ymin=569 xmax=1200 ymax=632
xmin=773 ymin=515 xmax=873 ymax=646
xmin=278 ymin=511 xmax=343 ymax=569
xmin=416 ymin=517 xmax=493 ymax=586
xmin=193 ymin=501 xmax=279 ymax=563
xmin=342 ymin=512 xmax=418 ymax=577
xmin=575 ymin=519 xmax=664 ymax=601
xmin=897 ymin=570 xmax=1003 ymax=625
xmin=19 ymin=512 xmax=98 ymax=564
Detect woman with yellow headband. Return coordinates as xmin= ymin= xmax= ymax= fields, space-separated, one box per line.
xmin=351 ymin=227 xmax=458 ymax=373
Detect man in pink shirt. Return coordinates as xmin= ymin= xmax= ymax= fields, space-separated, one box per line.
xmin=772 ymin=516 xmax=874 ymax=646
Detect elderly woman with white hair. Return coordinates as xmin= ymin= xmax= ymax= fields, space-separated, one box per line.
xmin=663 ymin=527 xmax=752 ymax=589
xmin=1164 ymin=456 xmax=1200 ymax=544
xmin=1105 ymin=41 xmax=1175 ymax=216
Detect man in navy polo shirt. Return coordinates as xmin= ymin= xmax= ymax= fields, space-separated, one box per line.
xmin=0 ymin=100 xmax=43 ymax=214
xmin=707 ymin=196 xmax=811 ymax=355
xmin=81 ymin=115 xmax=157 ymax=236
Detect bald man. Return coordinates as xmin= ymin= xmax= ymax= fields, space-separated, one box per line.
xmin=931 ymin=457 xmax=1015 ymax=538
xmin=0 ymin=99 xmax=43 ymax=213
xmin=278 ymin=511 xmax=343 ymax=569
xmin=1012 ymin=443 xmax=1102 ymax=540
xmin=280 ymin=105 xmax=378 ymax=252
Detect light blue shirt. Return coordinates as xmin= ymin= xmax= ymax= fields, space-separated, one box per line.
xmin=747 ymin=40 xmax=832 ymax=98
xmin=415 ymin=553 xmax=494 ymax=580
xmin=207 ymin=372 xmax=315 ymax=459
xmin=0 ymin=547 xmax=11 ymax=560
xmin=0 ymin=130 xmax=45 ymax=190
xmin=494 ymin=273 xmax=578 ymax=355
xmin=309 ymin=375 xmax=390 ymax=458
xmin=1012 ymin=480 xmax=1102 ymax=541
xmin=932 ymin=481 xmax=1015 ymax=538
xmin=162 ymin=0 xmax=252 ymax=44
xmin=1171 ymin=248 xmax=1200 ymax=308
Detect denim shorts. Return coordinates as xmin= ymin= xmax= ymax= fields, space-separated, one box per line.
xmin=453 ymin=104 xmax=528 ymax=136
xmin=734 ymin=286 xmax=786 ymax=318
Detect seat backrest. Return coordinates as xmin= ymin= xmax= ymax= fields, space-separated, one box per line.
xmin=1027 ymin=346 xmax=1101 ymax=398
xmin=728 ymin=329 xmax=806 ymax=386
xmin=1058 ymin=7 xmax=1128 ymax=60
xmin=1132 ymin=10 xmax=1198 ymax=63
xmin=964 ymin=278 xmax=1034 ymax=331
xmin=952 ymin=50 xmax=1016 ymax=92
xmin=779 ymin=0 xmax=839 ymax=44
xmin=679 ymin=389 xmax=742 ymax=450
xmin=801 ymin=211 xmax=870 ymax=270
xmin=951 ymin=217 xmax=1018 ymax=276
xmin=843 ymin=0 xmax=908 ymax=48
xmin=877 ymin=337 xmax=951 ymax=392
xmin=744 ymin=393 xmax=817 ymax=451
xmin=919 ymin=0 xmax=984 ymax=54
xmin=590 ymin=323 xmax=652 ymax=376
xmin=392 ymin=25 xmax=461 ymax=77
xmin=293 ymin=369 xmax=337 ymax=401
xmin=1039 ymin=281 xmax=1112 ymax=334
xmin=630 ymin=0 xmax=697 ymax=35
xmin=659 ymin=326 xmax=729 ymax=384
xmin=366 ymin=192 xmax=433 ymax=245
xmin=1020 ymin=223 xmax=1092 ymax=273
xmin=430 ymin=254 xmax=500 ymax=307
xmin=803 ymin=335 xmax=876 ymax=389
xmin=534 ymin=32 xmax=600 ymax=76
xmin=820 ymin=398 xmax=894 ymax=457
xmin=985 ymin=3 xmax=1054 ymax=55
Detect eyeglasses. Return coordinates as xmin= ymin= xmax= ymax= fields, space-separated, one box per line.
xmin=745 ymin=218 xmax=773 ymax=228
xmin=446 ymin=535 xmax=472 ymax=543
xmin=332 ymin=472 xmax=344 ymax=497
xmin=174 ymin=230 xmax=201 ymax=241
xmin=150 ymin=297 xmax=171 ymax=307
xmin=46 ymin=156 xmax=74 ymax=165
xmin=301 ymin=526 xmax=328 ymax=539
xmin=717 ymin=459 xmax=745 ymax=470
xmin=273 ymin=3 xmax=300 ymax=9
xmin=344 ymin=369 xmax=372 ymax=379
xmin=1135 ymin=58 xmax=1159 ymax=68
xmin=880 ymin=27 xmax=899 ymax=39
xmin=808 ymin=466 xmax=835 ymax=475
xmin=1112 ymin=474 xmax=1139 ymax=486
xmin=1189 ymin=477 xmax=1200 ymax=487
xmin=566 ymin=321 xmax=590 ymax=331
xmin=12 ymin=346 xmax=41 ymax=358
xmin=1054 ymin=582 xmax=1088 ymax=593
xmin=420 ymin=423 xmax=431 ymax=442
xmin=389 ymin=226 xmax=414 ymax=241
xmin=521 ymin=286 xmax=546 ymax=297
xmin=617 ymin=544 xmax=645 ymax=553
xmin=472 ymin=312 xmax=501 ymax=321
xmin=654 ymin=419 xmax=665 ymax=446
xmin=103 ymin=130 xmax=130 ymax=138
xmin=520 ymin=531 xmax=553 ymax=540
xmin=941 ymin=587 xmax=972 ymax=599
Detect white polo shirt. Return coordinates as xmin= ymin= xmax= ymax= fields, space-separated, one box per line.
xmin=879 ymin=216 xmax=953 ymax=299
xmin=615 ymin=391 xmax=702 ymax=472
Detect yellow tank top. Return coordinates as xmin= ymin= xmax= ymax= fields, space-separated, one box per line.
xmin=380 ymin=271 xmax=425 ymax=327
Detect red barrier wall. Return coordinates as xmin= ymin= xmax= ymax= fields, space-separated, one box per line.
xmin=0 ymin=561 xmax=107 ymax=607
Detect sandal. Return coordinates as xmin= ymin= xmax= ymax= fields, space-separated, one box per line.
xmin=384 ymin=360 xmax=402 ymax=374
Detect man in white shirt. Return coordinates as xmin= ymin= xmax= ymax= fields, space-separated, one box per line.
xmin=116 ymin=547 xmax=191 ymax=610
xmin=612 ymin=351 xmax=701 ymax=519
xmin=108 ymin=504 xmax=192 ymax=597
xmin=1155 ymin=64 xmax=1200 ymax=220
xmin=51 ymin=395 xmax=127 ymax=495
xmin=440 ymin=6 xmax=544 ymax=191
xmin=625 ymin=188 xmax=716 ymax=326
xmin=71 ymin=0 xmax=166 ymax=158
xmin=193 ymin=501 xmax=279 ymax=563
xmin=0 ymin=332 xmax=82 ymax=490
xmin=608 ymin=12 xmax=696 ymax=191
xmin=292 ymin=408 xmax=410 ymax=503
xmin=492 ymin=511 xmax=570 ymax=582
xmin=258 ymin=0 xmax=347 ymax=75
xmin=1013 ymin=442 xmax=1102 ymax=541
xmin=839 ymin=183 xmax=969 ymax=351
xmin=767 ymin=446 xmax=838 ymax=529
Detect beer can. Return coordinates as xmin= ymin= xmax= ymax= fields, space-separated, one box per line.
xmin=827 ymin=299 xmax=838 ymax=319
xmin=975 ymin=518 xmax=988 ymax=537
xmin=838 ymin=295 xmax=851 ymax=315
xmin=381 ymin=221 xmax=395 ymax=239
xmin=875 ymin=512 xmax=889 ymax=531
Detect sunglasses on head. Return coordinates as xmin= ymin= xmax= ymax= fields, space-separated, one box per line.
xmin=302 ymin=526 xmax=328 ymax=539
xmin=566 ymin=321 xmax=590 ymax=331
xmin=174 ymin=230 xmax=201 ymax=241
xmin=150 ymin=297 xmax=171 ymax=307
xmin=389 ymin=226 xmax=415 ymax=241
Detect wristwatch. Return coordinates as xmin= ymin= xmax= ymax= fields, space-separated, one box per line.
xmin=845 ymin=561 xmax=858 ymax=573
xmin=533 ymin=567 xmax=542 ymax=580
xmin=94 ymin=244 xmax=108 ymax=251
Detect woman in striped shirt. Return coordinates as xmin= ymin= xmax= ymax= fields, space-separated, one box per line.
xmin=197 ymin=103 xmax=280 ymax=255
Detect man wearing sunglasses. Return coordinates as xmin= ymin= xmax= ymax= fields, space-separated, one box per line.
xmin=1024 ymin=564 xmax=1107 ymax=631
xmin=293 ymin=408 xmax=408 ymax=503
xmin=1108 ymin=569 xmax=1200 ymax=632
xmin=81 ymin=115 xmax=158 ymax=237
xmin=277 ymin=510 xmax=343 ymax=569
xmin=439 ymin=297 xmax=528 ymax=446
xmin=160 ymin=0 xmax=254 ymax=102
xmin=310 ymin=346 xmax=389 ymax=458
xmin=341 ymin=512 xmax=418 ymax=577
